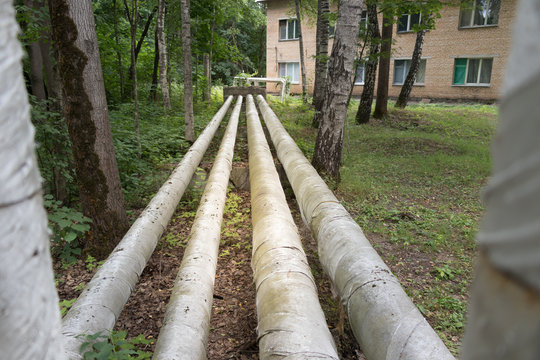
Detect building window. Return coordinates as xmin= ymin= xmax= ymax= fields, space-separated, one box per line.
xmin=459 ymin=0 xmax=500 ymax=27
xmin=279 ymin=62 xmax=300 ymax=83
xmin=453 ymin=58 xmax=493 ymax=85
xmin=398 ymin=13 xmax=422 ymax=32
xmin=354 ymin=62 xmax=366 ymax=85
xmin=360 ymin=10 xmax=368 ymax=29
xmin=279 ymin=19 xmax=299 ymax=40
xmin=393 ymin=59 xmax=426 ymax=85
xmin=329 ymin=24 xmax=335 ymax=37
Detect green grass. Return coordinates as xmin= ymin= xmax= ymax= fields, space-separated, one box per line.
xmin=267 ymin=95 xmax=498 ymax=356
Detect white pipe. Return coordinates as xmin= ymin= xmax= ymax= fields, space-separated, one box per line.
xmin=153 ymin=96 xmax=242 ymax=359
xmin=62 ymin=96 xmax=234 ymax=359
xmin=0 ymin=3 xmax=64 ymax=359
xmin=247 ymin=95 xmax=339 ymax=359
xmin=256 ymin=95 xmax=454 ymax=360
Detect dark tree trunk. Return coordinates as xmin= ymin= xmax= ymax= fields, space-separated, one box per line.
xmin=257 ymin=25 xmax=266 ymax=77
xmin=181 ymin=0 xmax=194 ymax=142
xmin=294 ymin=0 xmax=308 ymax=103
xmin=356 ymin=3 xmax=380 ymax=124
xmin=312 ymin=0 xmax=329 ymax=128
xmin=151 ymin=27 xmax=159 ymax=102
xmin=395 ymin=28 xmax=426 ymax=108
xmin=126 ymin=6 xmax=157 ymax=81
xmin=312 ymin=0 xmax=364 ymax=180
xmin=207 ymin=0 xmax=216 ymax=106
xmin=48 ymin=0 xmax=129 ymax=258
xmin=373 ymin=11 xmax=393 ymax=119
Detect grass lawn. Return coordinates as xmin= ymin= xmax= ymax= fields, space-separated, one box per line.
xmin=267 ymin=95 xmax=498 ymax=356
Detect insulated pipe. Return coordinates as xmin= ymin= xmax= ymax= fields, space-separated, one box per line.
xmin=247 ymin=94 xmax=339 ymax=359
xmin=153 ymin=96 xmax=242 ymax=359
xmin=62 ymin=96 xmax=234 ymax=359
xmin=256 ymin=95 xmax=454 ymax=360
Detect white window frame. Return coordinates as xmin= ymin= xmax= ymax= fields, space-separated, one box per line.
xmin=397 ymin=13 xmax=422 ymax=33
xmin=459 ymin=0 xmax=500 ymax=28
xmin=452 ymin=58 xmax=493 ymax=86
xmin=354 ymin=62 xmax=366 ymax=85
xmin=360 ymin=10 xmax=368 ymax=29
xmin=279 ymin=18 xmax=299 ymax=41
xmin=278 ymin=61 xmax=300 ymax=84
xmin=393 ymin=58 xmax=427 ymax=85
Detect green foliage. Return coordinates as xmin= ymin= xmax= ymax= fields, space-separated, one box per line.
xmin=80 ymin=331 xmax=152 ymax=360
xmin=59 ymin=298 xmax=76 ymax=316
xmin=85 ymin=255 xmax=104 ymax=272
xmin=44 ymin=195 xmax=91 ymax=266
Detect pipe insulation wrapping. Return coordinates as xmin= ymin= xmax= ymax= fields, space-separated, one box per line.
xmin=247 ymin=95 xmax=339 ymax=359
xmin=0 ymin=3 xmax=65 ymax=358
xmin=256 ymin=95 xmax=454 ymax=360
xmin=153 ymin=96 xmax=242 ymax=359
xmin=62 ymin=96 xmax=234 ymax=359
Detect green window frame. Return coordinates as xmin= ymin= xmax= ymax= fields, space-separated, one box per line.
xmin=453 ymin=58 xmax=493 ymax=85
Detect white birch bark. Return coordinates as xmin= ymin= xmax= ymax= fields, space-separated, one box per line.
xmin=157 ymin=0 xmax=171 ymax=109
xmin=0 ymin=2 xmax=64 ymax=358
xmin=153 ymin=96 xmax=242 ymax=360
xmin=247 ymin=95 xmax=338 ymax=359
xmin=462 ymin=0 xmax=540 ymax=358
xmin=62 ymin=96 xmax=234 ymax=359
xmin=256 ymin=95 xmax=454 ymax=360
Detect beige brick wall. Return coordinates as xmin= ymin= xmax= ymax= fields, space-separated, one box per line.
xmin=265 ymin=0 xmax=517 ymax=101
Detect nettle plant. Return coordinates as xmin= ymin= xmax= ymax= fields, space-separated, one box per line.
xmin=44 ymin=194 xmax=91 ymax=266
xmin=79 ymin=331 xmax=152 ymax=360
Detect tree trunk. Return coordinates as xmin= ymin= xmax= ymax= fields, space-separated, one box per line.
xmin=127 ymin=6 xmax=157 ymax=81
xmin=207 ymin=0 xmax=216 ymax=106
xmin=113 ymin=0 xmax=125 ymax=100
xmin=0 ymin=4 xmax=64 ymax=358
xmin=48 ymin=0 xmax=129 ymax=258
xmin=203 ymin=54 xmax=210 ymax=103
xmin=294 ymin=0 xmax=307 ymax=103
xmin=24 ymin=0 xmax=47 ymax=102
xmin=181 ymin=0 xmax=194 ymax=142
xmin=356 ymin=3 xmax=380 ymax=124
xmin=157 ymin=0 xmax=170 ymax=109
xmin=312 ymin=0 xmax=329 ymax=128
xmin=257 ymin=25 xmax=266 ymax=77
xmin=125 ymin=0 xmax=142 ymax=158
xmin=373 ymin=11 xmax=393 ymax=119
xmin=395 ymin=28 xmax=426 ymax=108
xmin=311 ymin=0 xmax=363 ymax=180
xmin=151 ymin=28 xmax=159 ymax=102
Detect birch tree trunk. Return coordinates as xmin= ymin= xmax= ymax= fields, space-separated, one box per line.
xmin=257 ymin=95 xmax=454 ymax=360
xmin=181 ymin=0 xmax=195 ymax=142
xmin=207 ymin=0 xmax=216 ymax=106
xmin=462 ymin=0 xmax=540 ymax=357
xmin=113 ymin=0 xmax=125 ymax=100
xmin=247 ymin=95 xmax=338 ymax=359
xmin=153 ymin=96 xmax=241 ymax=360
xmin=0 ymin=3 xmax=64 ymax=358
xmin=62 ymin=96 xmax=234 ymax=359
xmin=373 ymin=11 xmax=392 ymax=119
xmin=294 ymin=0 xmax=308 ymax=103
xmin=157 ymin=0 xmax=171 ymax=109
xmin=48 ymin=0 xmax=129 ymax=258
xmin=311 ymin=0 xmax=363 ymax=179
xmin=203 ymin=53 xmax=210 ymax=103
xmin=125 ymin=0 xmax=142 ymax=157
xmin=151 ymin=28 xmax=159 ymax=102
xmin=395 ymin=28 xmax=426 ymax=108
xmin=356 ymin=3 xmax=380 ymax=124
xmin=312 ymin=0 xmax=329 ymax=128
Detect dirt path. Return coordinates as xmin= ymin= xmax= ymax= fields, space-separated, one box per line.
xmin=55 ymin=114 xmax=364 ymax=359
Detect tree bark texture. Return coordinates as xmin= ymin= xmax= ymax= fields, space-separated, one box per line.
xmin=395 ymin=28 xmax=426 ymax=108
xmin=151 ymin=28 xmax=159 ymax=102
xmin=48 ymin=0 xmax=129 ymax=258
xmin=62 ymin=96 xmax=235 ymax=359
xmin=373 ymin=11 xmax=392 ymax=119
xmin=257 ymin=95 xmax=455 ymax=360
xmin=126 ymin=5 xmax=157 ymax=80
xmin=0 ymin=3 xmax=64 ymax=358
xmin=208 ymin=0 xmax=216 ymax=106
xmin=112 ymin=0 xmax=125 ymax=99
xmin=311 ymin=0 xmax=363 ymax=179
xmin=294 ymin=0 xmax=308 ymax=103
xmin=181 ymin=0 xmax=194 ymax=142
xmin=203 ymin=53 xmax=210 ymax=103
xmin=356 ymin=3 xmax=380 ymax=124
xmin=126 ymin=0 xmax=142 ymax=158
xmin=247 ymin=95 xmax=338 ymax=359
xmin=312 ymin=0 xmax=329 ymax=128
xmin=157 ymin=0 xmax=171 ymax=109
xmin=153 ymin=96 xmax=241 ymax=359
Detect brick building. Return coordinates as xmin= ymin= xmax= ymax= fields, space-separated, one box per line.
xmin=263 ymin=0 xmax=516 ymax=101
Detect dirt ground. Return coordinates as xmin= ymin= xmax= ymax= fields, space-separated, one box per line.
xmin=55 ymin=119 xmax=364 ymax=358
